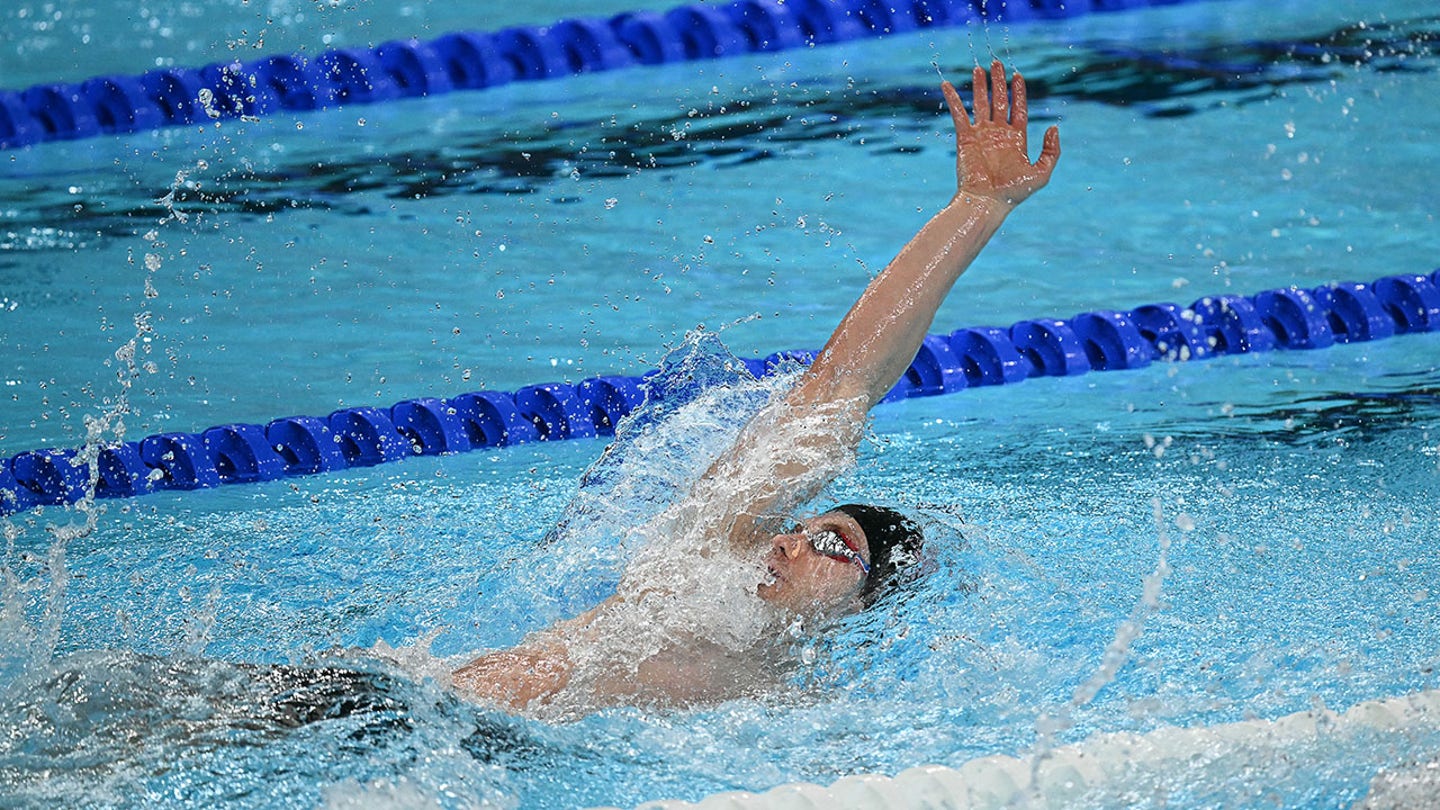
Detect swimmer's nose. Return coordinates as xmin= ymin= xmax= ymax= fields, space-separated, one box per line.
xmin=773 ymin=532 xmax=803 ymax=559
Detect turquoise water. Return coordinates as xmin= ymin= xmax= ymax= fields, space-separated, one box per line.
xmin=3 ymin=1 xmax=1440 ymax=807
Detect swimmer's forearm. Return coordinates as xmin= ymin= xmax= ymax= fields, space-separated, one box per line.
xmin=451 ymin=599 xmax=613 ymax=710
xmin=453 ymin=643 xmax=572 ymax=710
xmin=795 ymin=193 xmax=1011 ymax=406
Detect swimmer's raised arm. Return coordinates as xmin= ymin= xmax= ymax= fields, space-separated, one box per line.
xmin=706 ymin=61 xmax=1060 ymax=550
xmin=453 ymin=63 xmax=1060 ymax=713
xmin=793 ymin=60 xmax=1060 ymax=410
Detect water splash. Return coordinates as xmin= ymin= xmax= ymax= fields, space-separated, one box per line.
xmin=1029 ymin=494 xmax=1178 ymax=783
xmin=460 ymin=329 xmax=869 ymax=719
xmin=0 ymin=161 xmax=201 ymax=701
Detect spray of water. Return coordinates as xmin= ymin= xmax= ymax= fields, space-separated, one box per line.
xmin=442 ymin=330 xmax=866 ymax=718
xmin=0 ymin=163 xmax=203 ymax=689
xmin=1028 ymin=494 xmax=1180 ymax=791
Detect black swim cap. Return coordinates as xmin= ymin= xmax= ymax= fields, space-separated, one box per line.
xmin=833 ymin=504 xmax=923 ymax=604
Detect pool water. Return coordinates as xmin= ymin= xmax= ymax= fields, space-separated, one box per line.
xmin=3 ymin=0 xmax=1439 ymax=807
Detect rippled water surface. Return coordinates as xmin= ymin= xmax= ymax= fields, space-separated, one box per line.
xmin=2 ymin=0 xmax=1439 ymax=807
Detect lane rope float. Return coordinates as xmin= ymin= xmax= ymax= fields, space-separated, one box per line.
xmin=0 ymin=0 xmax=1223 ymax=150
xmin=4 ymin=269 xmax=1438 ymax=515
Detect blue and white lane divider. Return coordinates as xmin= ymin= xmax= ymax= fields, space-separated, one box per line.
xmin=3 ymin=270 xmax=1439 ymax=516
xmin=0 ymin=0 xmax=1219 ymax=150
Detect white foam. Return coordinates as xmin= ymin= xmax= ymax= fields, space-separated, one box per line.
xmin=606 ymin=688 xmax=1440 ymax=809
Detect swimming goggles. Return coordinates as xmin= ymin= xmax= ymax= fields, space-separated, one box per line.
xmin=805 ymin=527 xmax=870 ymax=576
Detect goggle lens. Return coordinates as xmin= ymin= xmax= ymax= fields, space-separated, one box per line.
xmin=806 ymin=528 xmax=870 ymax=575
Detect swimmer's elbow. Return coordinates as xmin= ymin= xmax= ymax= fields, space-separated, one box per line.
xmin=788 ymin=355 xmax=879 ymax=412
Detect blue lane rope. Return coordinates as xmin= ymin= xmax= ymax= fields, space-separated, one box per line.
xmin=4 ymin=270 xmax=1439 ymax=515
xmin=0 ymin=0 xmax=1220 ymax=150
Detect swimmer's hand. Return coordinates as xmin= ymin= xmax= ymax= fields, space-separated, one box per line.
xmin=942 ymin=60 xmax=1060 ymax=208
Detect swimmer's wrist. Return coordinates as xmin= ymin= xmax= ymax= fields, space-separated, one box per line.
xmin=948 ymin=191 xmax=1014 ymax=219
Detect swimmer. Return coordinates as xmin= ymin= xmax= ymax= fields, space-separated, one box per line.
xmin=453 ymin=61 xmax=1061 ymax=714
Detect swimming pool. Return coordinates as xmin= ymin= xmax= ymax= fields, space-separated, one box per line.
xmin=2 ymin=0 xmax=1438 ymax=806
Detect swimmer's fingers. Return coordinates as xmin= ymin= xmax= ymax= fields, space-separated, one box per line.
xmin=942 ymin=80 xmax=974 ymax=139
xmin=971 ymin=64 xmax=990 ymax=123
xmin=1036 ymin=125 xmax=1061 ymax=178
xmin=946 ymin=62 xmax=1061 ymax=202
xmin=1011 ymin=70 xmax=1029 ymax=134
xmin=989 ymin=60 xmax=1008 ymax=125
xmin=941 ymin=80 xmax=968 ymax=129
xmin=1012 ymin=71 xmax=1058 ymax=181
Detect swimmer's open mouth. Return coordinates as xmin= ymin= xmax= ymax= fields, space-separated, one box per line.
xmin=764 ymin=564 xmax=782 ymax=585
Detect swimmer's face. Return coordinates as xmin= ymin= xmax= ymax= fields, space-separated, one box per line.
xmin=756 ymin=511 xmax=870 ymax=616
